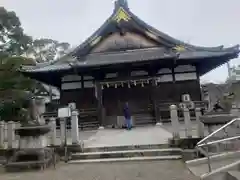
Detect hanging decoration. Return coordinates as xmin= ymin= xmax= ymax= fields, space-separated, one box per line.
xmin=133 ymin=80 xmax=136 ymax=86
xmin=100 ymin=77 xmax=163 ymax=89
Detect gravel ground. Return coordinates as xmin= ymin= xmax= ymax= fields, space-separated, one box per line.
xmin=0 ymin=160 xmax=199 ymax=180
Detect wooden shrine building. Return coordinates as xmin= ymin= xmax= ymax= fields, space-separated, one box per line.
xmin=20 ymin=0 xmax=239 ymax=128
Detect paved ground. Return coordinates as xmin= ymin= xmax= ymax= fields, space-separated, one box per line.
xmin=162 ymin=121 xmax=210 ymax=138
xmin=3 ymin=121 xmax=210 ymax=149
xmin=0 ymin=160 xmax=199 ymax=180
xmin=83 ymin=126 xmax=172 ymax=148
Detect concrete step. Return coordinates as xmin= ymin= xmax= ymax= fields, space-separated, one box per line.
xmin=83 ymin=144 xmax=171 ymax=153
xmin=135 ymin=121 xmax=156 ymax=126
xmin=68 ymin=155 xmax=182 ymax=164
xmin=71 ymin=148 xmax=182 ymax=160
xmin=186 ymin=151 xmax=240 ymax=178
xmin=227 ymin=171 xmax=240 ymax=180
xmin=134 ymin=116 xmax=156 ymax=125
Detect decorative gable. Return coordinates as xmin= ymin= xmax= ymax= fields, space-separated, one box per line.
xmin=112 ymin=7 xmax=131 ymax=23
xmin=91 ymin=32 xmax=158 ymax=53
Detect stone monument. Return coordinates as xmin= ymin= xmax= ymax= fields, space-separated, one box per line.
xmin=5 ymin=97 xmax=55 ymax=171
xmin=200 ymin=101 xmax=238 ymax=134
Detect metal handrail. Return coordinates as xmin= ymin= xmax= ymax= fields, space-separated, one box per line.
xmin=196 ymin=118 xmax=240 ymax=172
xmin=197 ymin=136 xmax=240 ymax=148
xmin=197 ymin=118 xmax=240 ymax=146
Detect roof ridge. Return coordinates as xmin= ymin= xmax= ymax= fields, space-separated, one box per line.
xmin=114 ymin=0 xmax=129 ymax=11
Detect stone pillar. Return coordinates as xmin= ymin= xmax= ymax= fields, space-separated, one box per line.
xmin=0 ymin=121 xmax=4 ymax=148
xmin=170 ymin=105 xmax=180 ymax=139
xmin=195 ymin=108 xmax=204 ymax=138
xmin=183 ymin=108 xmax=192 ymax=138
xmin=71 ymin=110 xmax=79 ymax=144
xmin=230 ymin=104 xmax=240 ymax=117
xmin=50 ymin=117 xmax=57 ymax=146
xmin=4 ymin=122 xmax=7 ymax=142
xmin=14 ymin=122 xmax=21 ymax=148
xmin=60 ymin=118 xmax=66 ymax=146
xmin=7 ymin=121 xmax=15 ymax=149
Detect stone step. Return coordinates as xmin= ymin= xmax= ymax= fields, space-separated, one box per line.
xmin=83 ymin=144 xmax=171 ymax=153
xmin=71 ymin=148 xmax=182 ymax=160
xmin=68 ymin=155 xmax=182 ymax=164
xmin=134 ymin=115 xmax=156 ymax=125
xmin=134 ymin=120 xmax=156 ymax=125
xmin=227 ymin=171 xmax=240 ymax=180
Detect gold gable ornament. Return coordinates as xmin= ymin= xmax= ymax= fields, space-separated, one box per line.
xmin=112 ymin=7 xmax=131 ymax=23
xmin=173 ymin=45 xmax=186 ymax=52
xmin=90 ymin=36 xmax=102 ymax=46
xmin=145 ymin=31 xmax=158 ymax=41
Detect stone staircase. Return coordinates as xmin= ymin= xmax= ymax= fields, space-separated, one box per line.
xmin=186 ymin=151 xmax=240 ymax=180
xmin=133 ymin=113 xmax=156 ymax=126
xmin=226 ymin=171 xmax=240 ymax=180
xmin=68 ymin=144 xmax=182 ymax=164
xmin=78 ymin=110 xmax=99 ymax=130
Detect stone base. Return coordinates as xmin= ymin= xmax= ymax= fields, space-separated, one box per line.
xmin=5 ymin=147 xmax=55 ymax=172
xmin=156 ymin=122 xmax=163 ymax=126
xmin=19 ymin=135 xmax=48 ymax=149
xmin=98 ymin=126 xmax=104 ymax=130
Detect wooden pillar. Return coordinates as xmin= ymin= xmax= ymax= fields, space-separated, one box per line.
xmin=151 ymin=78 xmax=161 ymax=124
xmin=147 ymin=66 xmax=161 ymax=124
xmin=171 ymin=66 xmax=176 ymax=83
xmin=95 ymin=81 xmax=104 ymax=128
xmin=196 ymin=65 xmax=202 ymax=101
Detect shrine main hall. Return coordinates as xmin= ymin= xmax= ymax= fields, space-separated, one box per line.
xmin=21 ymin=0 xmax=239 ymax=128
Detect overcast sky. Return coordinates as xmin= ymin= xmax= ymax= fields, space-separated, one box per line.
xmin=1 ymin=0 xmax=240 ymax=83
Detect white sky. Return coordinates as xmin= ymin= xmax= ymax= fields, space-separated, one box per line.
xmin=1 ymin=0 xmax=240 ymax=83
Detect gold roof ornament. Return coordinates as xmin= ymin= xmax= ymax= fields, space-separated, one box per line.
xmin=89 ymin=36 xmax=102 ymax=46
xmin=145 ymin=30 xmax=158 ymax=41
xmin=112 ymin=7 xmax=131 ymax=23
xmin=173 ymin=45 xmax=186 ymax=52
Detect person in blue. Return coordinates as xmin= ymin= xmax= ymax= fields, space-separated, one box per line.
xmin=123 ymin=102 xmax=132 ymax=130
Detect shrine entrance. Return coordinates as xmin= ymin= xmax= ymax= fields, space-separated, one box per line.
xmin=102 ymin=79 xmax=156 ymax=126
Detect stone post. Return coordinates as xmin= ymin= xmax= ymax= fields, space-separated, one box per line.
xmin=230 ymin=104 xmax=240 ymax=117
xmin=170 ymin=105 xmax=180 ymax=139
xmin=195 ymin=108 xmax=204 ymax=138
xmin=7 ymin=121 xmax=15 ymax=149
xmin=0 ymin=121 xmax=4 ymax=148
xmin=60 ymin=118 xmax=66 ymax=146
xmin=71 ymin=110 xmax=79 ymax=145
xmin=50 ymin=117 xmax=57 ymax=146
xmin=14 ymin=122 xmax=21 ymax=148
xmin=183 ymin=108 xmax=192 ymax=138
xmin=4 ymin=122 xmax=7 ymax=142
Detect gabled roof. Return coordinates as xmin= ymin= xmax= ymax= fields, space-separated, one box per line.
xmin=68 ymin=0 xmax=238 ymax=57
xmin=20 ymin=0 xmax=239 ymax=77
